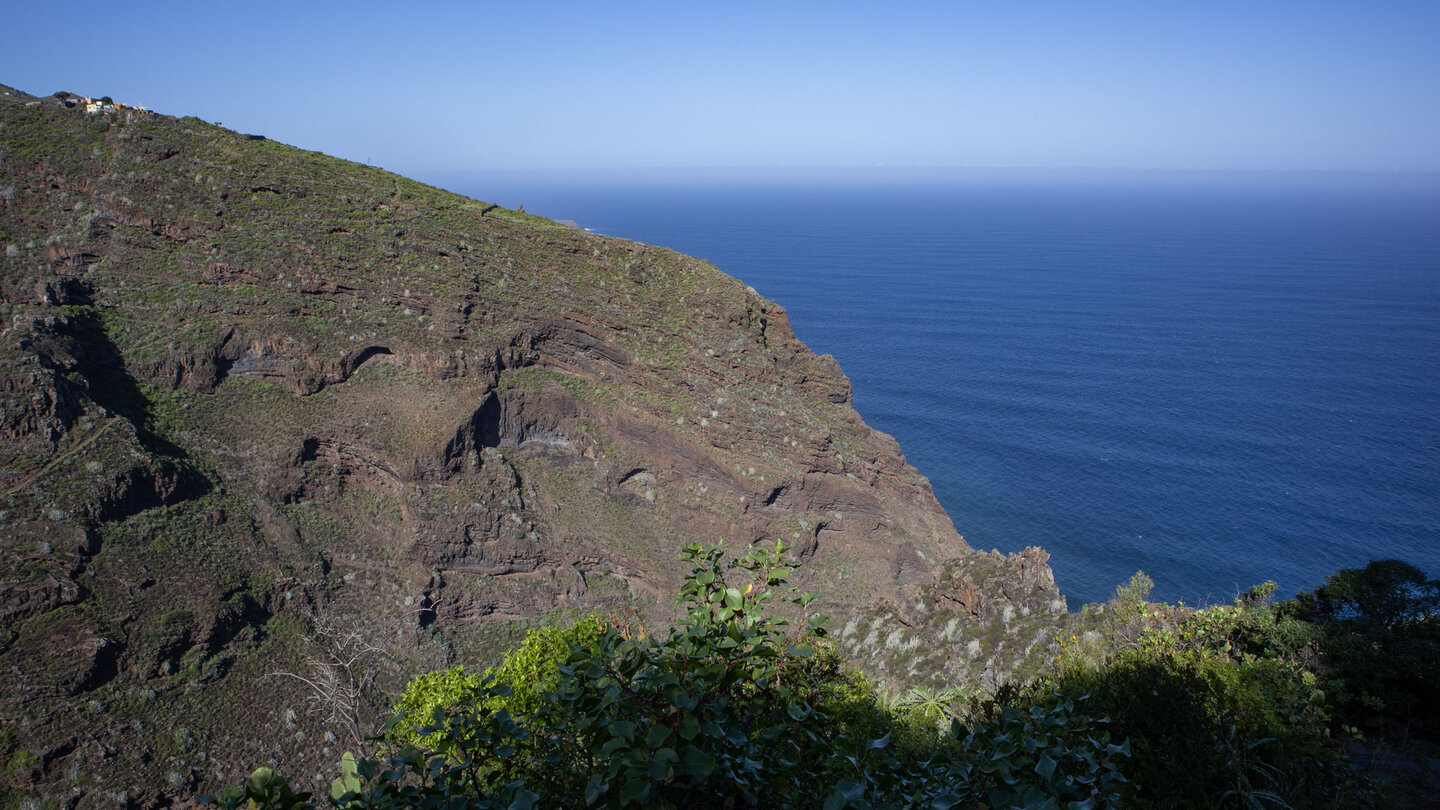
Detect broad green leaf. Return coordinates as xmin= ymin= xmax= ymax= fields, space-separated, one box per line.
xmin=584 ymin=775 xmax=606 ymax=805
xmin=617 ymin=777 xmax=650 ymax=805
xmin=677 ymin=746 xmax=717 ymax=781
xmin=1035 ymin=752 xmax=1057 ymax=782
xmin=507 ymin=789 xmax=539 ymax=810
xmin=246 ymin=767 xmax=278 ymax=794
xmin=930 ymin=792 xmax=965 ymax=810
xmin=645 ymin=724 xmax=672 ymax=748
xmin=648 ymin=747 xmax=678 ymax=780
xmin=825 ymin=779 xmax=866 ymax=810
xmin=678 ymin=713 xmax=700 ymax=741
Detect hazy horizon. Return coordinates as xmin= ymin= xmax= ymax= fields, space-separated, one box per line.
xmin=418 ymin=164 xmax=1440 ymax=188
xmin=5 ymin=1 xmax=1439 ymax=177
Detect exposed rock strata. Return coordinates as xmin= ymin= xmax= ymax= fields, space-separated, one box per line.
xmin=0 ymin=84 xmax=1066 ymax=806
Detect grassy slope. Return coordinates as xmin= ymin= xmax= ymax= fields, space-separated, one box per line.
xmin=1 ymin=86 xmax=1036 ymax=806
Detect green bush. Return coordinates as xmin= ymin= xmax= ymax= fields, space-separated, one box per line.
xmin=1280 ymin=559 xmax=1440 ymax=738
xmin=832 ymin=693 xmax=1127 ymax=810
xmin=514 ymin=540 xmax=856 ymax=806
xmin=389 ymin=613 xmax=610 ymax=753
xmin=388 ymin=665 xmax=482 ymax=751
xmin=210 ymin=552 xmax=1419 ymax=809
xmin=208 ymin=542 xmax=1127 ymax=808
xmin=1037 ymin=586 xmax=1381 ymax=809
xmin=1046 ymin=648 xmax=1336 ymax=807
xmin=485 ymin=612 xmax=611 ymax=718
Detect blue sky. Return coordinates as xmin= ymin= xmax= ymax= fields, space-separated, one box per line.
xmin=4 ymin=1 xmax=1438 ymax=175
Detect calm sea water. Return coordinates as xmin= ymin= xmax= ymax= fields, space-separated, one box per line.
xmin=431 ymin=170 xmax=1440 ymax=606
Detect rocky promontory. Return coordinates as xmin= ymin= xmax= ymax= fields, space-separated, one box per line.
xmin=0 ymin=84 xmax=1065 ymax=805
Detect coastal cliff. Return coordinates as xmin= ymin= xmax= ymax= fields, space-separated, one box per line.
xmin=0 ymin=84 xmax=1064 ymax=804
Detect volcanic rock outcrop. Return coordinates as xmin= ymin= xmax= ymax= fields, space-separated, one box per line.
xmin=0 ymin=84 xmax=1064 ymax=805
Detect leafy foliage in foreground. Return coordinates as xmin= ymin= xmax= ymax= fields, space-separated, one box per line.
xmin=1278 ymin=559 xmax=1440 ymax=738
xmin=207 ymin=552 xmax=1437 ymax=809
xmin=1044 ymin=560 xmax=1440 ymax=808
xmin=1045 ymin=602 xmax=1343 ymax=808
xmin=207 ymin=542 xmax=1125 ymax=808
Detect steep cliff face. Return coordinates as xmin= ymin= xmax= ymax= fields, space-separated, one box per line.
xmin=0 ymin=85 xmax=1064 ymax=805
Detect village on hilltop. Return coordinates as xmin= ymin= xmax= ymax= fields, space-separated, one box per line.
xmin=11 ymin=89 xmax=154 ymax=117
xmin=66 ymin=91 xmax=147 ymax=115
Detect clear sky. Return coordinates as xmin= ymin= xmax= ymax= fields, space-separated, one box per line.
xmin=4 ymin=1 xmax=1439 ymax=176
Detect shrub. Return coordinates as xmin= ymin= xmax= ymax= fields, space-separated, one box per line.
xmin=209 ymin=552 xmax=1406 ymax=809
xmin=1038 ymin=592 xmax=1370 ymax=809
xmin=484 ymin=612 xmax=611 ymax=718
xmin=836 ymin=693 xmax=1128 ymax=810
xmin=389 ymin=613 xmax=610 ymax=753
xmin=1292 ymin=559 xmax=1439 ymax=625
xmin=209 ymin=542 xmax=1127 ymax=808
xmin=387 ymin=665 xmax=481 ymax=751
xmin=1281 ymin=560 xmax=1440 ymax=738
xmin=515 ymin=539 xmax=852 ymax=806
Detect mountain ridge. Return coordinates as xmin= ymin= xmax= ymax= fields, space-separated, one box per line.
xmin=0 ymin=83 xmax=1065 ymax=805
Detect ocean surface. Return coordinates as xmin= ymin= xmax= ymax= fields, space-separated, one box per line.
xmin=429 ymin=169 xmax=1440 ymax=606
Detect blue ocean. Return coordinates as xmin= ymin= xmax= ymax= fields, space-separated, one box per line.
xmin=431 ymin=169 xmax=1440 ymax=606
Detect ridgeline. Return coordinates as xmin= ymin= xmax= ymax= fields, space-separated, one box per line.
xmin=0 ymin=84 xmax=1065 ymax=805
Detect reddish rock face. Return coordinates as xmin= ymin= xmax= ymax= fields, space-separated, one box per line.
xmin=0 ymin=84 xmax=1062 ymax=803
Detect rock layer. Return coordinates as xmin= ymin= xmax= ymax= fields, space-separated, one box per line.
xmin=0 ymin=84 xmax=1064 ymax=805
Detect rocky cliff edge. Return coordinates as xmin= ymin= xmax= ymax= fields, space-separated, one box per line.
xmin=0 ymin=84 xmax=1065 ymax=805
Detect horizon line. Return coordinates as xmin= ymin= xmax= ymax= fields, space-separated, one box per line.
xmin=414 ymin=164 xmax=1440 ymax=178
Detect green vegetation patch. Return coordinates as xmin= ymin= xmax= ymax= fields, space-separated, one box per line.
xmin=211 ymin=552 xmax=1440 ymax=809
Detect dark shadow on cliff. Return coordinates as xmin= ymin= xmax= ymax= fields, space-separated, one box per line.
xmin=60 ymin=303 xmax=213 ymax=511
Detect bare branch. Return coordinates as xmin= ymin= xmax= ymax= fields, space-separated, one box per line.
xmin=266 ymin=613 xmax=394 ymax=749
